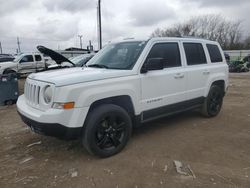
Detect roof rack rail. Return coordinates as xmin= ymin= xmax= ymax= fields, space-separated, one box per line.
xmin=178 ymin=35 xmax=207 ymax=40
xmin=123 ymin=37 xmax=135 ymax=40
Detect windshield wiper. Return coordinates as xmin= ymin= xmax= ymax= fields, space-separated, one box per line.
xmin=88 ymin=64 xmax=109 ymax=69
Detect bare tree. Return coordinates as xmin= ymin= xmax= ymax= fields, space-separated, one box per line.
xmin=151 ymin=14 xmax=243 ymax=50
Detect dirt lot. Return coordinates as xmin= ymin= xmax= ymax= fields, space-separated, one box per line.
xmin=1 ymin=73 xmax=250 ymax=188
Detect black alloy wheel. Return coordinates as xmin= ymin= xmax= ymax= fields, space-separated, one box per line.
xmin=96 ymin=114 xmax=126 ymax=150
xmin=208 ymin=89 xmax=223 ymax=115
xmin=202 ymin=85 xmax=224 ymax=117
xmin=83 ymin=104 xmax=132 ymax=158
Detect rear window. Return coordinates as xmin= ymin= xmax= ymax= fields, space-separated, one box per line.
xmin=183 ymin=43 xmax=207 ymax=65
xmin=206 ymin=44 xmax=223 ymax=63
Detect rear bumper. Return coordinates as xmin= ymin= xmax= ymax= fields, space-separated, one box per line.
xmin=18 ymin=111 xmax=81 ymax=140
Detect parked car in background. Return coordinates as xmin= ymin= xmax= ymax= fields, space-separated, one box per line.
xmin=0 ymin=54 xmax=15 ymax=63
xmin=243 ymin=54 xmax=250 ymax=63
xmin=228 ymin=60 xmax=249 ymax=73
xmin=43 ymin=55 xmax=56 ymax=67
xmin=0 ymin=53 xmax=46 ymax=75
xmin=37 ymin=46 xmax=95 ymax=70
xmin=242 ymin=54 xmax=250 ymax=69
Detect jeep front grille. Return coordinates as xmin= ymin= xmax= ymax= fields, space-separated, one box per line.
xmin=24 ymin=82 xmax=41 ymax=106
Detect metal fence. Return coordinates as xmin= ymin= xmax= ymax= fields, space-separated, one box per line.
xmin=224 ymin=50 xmax=250 ymax=61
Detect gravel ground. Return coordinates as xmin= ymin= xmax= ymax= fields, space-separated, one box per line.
xmin=0 ymin=73 xmax=250 ymax=188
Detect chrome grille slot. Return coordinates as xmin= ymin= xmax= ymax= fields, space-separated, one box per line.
xmin=36 ymin=86 xmax=40 ymax=105
xmin=30 ymin=84 xmax=33 ymax=103
xmin=32 ymin=85 xmax=36 ymax=104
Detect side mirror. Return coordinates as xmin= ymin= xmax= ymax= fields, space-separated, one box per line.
xmin=141 ymin=58 xmax=164 ymax=73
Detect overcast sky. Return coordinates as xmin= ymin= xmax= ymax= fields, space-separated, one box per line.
xmin=0 ymin=0 xmax=250 ymax=53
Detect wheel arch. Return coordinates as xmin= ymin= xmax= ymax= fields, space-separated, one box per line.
xmin=3 ymin=68 xmax=17 ymax=74
xmin=205 ymin=79 xmax=226 ymax=97
xmin=88 ymin=95 xmax=136 ymax=118
xmin=212 ymin=80 xmax=225 ymax=90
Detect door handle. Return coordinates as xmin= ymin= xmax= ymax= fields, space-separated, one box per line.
xmin=203 ymin=70 xmax=210 ymax=75
xmin=174 ymin=73 xmax=184 ymax=79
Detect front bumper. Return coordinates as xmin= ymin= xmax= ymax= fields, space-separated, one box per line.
xmin=18 ymin=112 xmax=81 ymax=139
xmin=17 ymin=95 xmax=89 ymax=139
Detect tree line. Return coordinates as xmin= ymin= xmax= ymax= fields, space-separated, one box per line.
xmin=151 ymin=14 xmax=250 ymax=50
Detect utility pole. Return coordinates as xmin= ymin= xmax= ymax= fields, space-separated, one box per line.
xmin=0 ymin=42 xmax=2 ymax=54
xmin=17 ymin=37 xmax=21 ymax=53
xmin=97 ymin=0 xmax=102 ymax=50
xmin=88 ymin=40 xmax=93 ymax=51
xmin=78 ymin=35 xmax=83 ymax=49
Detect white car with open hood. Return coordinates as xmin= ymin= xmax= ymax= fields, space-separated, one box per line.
xmin=37 ymin=46 xmax=95 ymax=70
xmin=17 ymin=37 xmax=229 ymax=157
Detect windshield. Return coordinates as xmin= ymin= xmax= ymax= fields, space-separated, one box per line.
xmin=86 ymin=41 xmax=147 ymax=70
xmin=13 ymin=55 xmax=24 ymax=62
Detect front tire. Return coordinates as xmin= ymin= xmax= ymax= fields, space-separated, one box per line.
xmin=3 ymin=69 xmax=16 ymax=74
xmin=82 ymin=104 xmax=132 ymax=158
xmin=202 ymin=85 xmax=224 ymax=117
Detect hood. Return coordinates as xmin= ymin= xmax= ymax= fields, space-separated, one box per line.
xmin=0 ymin=61 xmax=15 ymax=64
xmin=28 ymin=67 xmax=134 ymax=86
xmin=0 ymin=61 xmax=16 ymax=67
xmin=37 ymin=45 xmax=74 ymax=66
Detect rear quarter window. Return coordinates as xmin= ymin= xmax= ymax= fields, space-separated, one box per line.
xmin=206 ymin=44 xmax=223 ymax=63
xmin=35 ymin=55 xmax=42 ymax=61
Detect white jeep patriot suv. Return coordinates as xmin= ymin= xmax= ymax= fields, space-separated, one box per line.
xmin=17 ymin=37 xmax=228 ymax=157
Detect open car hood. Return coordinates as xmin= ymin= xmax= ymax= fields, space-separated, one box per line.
xmin=37 ymin=45 xmax=74 ymax=66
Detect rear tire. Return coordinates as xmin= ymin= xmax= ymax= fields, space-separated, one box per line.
xmin=82 ymin=104 xmax=132 ymax=158
xmin=201 ymin=85 xmax=224 ymax=117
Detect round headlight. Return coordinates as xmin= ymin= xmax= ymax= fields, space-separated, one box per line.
xmin=44 ymin=85 xmax=52 ymax=104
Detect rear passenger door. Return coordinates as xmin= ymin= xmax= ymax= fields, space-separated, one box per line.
xmin=140 ymin=42 xmax=187 ymax=118
xmin=34 ymin=54 xmax=45 ymax=71
xmin=183 ymin=42 xmax=209 ymax=100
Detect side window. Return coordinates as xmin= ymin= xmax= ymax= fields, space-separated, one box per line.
xmin=20 ymin=55 xmax=34 ymax=63
xmin=206 ymin=44 xmax=223 ymax=63
xmin=183 ymin=43 xmax=207 ymax=65
xmin=35 ymin=55 xmax=42 ymax=61
xmin=146 ymin=43 xmax=181 ymax=68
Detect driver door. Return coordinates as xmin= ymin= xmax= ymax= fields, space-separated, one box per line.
xmin=140 ymin=42 xmax=187 ymax=121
